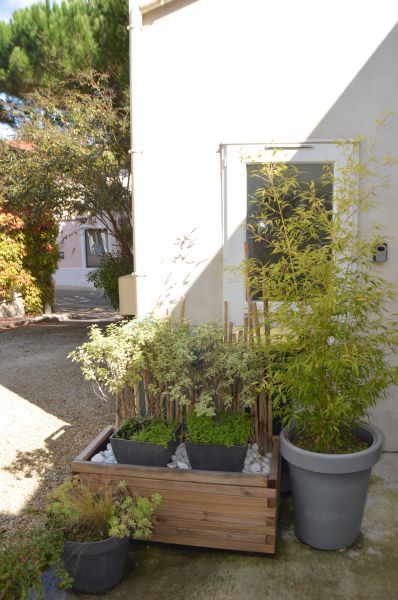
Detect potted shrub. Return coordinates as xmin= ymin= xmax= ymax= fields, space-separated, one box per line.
xmin=247 ymin=148 xmax=398 ymax=549
xmin=46 ymin=478 xmax=162 ymax=593
xmin=110 ymin=417 xmax=179 ymax=466
xmin=185 ymin=411 xmax=252 ymax=471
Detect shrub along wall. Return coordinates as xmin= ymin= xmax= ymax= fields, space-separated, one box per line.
xmin=0 ymin=207 xmax=59 ymax=314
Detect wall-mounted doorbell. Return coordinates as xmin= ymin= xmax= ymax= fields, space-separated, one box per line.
xmin=373 ymin=242 xmax=388 ymax=263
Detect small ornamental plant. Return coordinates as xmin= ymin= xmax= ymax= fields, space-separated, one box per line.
xmin=115 ymin=418 xmax=177 ymax=448
xmin=46 ymin=479 xmax=162 ymax=542
xmin=185 ymin=411 xmax=253 ymax=448
xmin=0 ymin=527 xmax=72 ymax=600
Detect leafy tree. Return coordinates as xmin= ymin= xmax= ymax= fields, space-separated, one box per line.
xmin=0 ymin=75 xmax=133 ymax=266
xmin=0 ymin=0 xmax=129 ymax=120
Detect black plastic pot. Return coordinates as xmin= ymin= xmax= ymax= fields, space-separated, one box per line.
xmin=110 ymin=429 xmax=179 ymax=466
xmin=62 ymin=537 xmax=129 ymax=594
xmin=185 ymin=441 xmax=247 ymax=472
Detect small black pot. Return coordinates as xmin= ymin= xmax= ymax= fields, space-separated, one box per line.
xmin=185 ymin=441 xmax=247 ymax=472
xmin=110 ymin=429 xmax=179 ymax=466
xmin=62 ymin=537 xmax=129 ymax=594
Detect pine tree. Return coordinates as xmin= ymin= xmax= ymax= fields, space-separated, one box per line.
xmin=0 ymin=0 xmax=129 ymax=119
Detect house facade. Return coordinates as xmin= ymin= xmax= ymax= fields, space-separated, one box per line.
xmin=55 ymin=217 xmax=118 ymax=288
xmin=129 ymin=0 xmax=398 ymax=449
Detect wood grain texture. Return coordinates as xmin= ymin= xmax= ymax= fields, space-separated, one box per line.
xmin=71 ymin=429 xmax=280 ymax=554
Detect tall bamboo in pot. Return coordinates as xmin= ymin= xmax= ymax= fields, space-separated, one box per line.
xmin=246 ymin=140 xmax=398 ymax=549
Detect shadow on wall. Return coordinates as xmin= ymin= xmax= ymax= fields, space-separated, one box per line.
xmin=160 ymin=21 xmax=398 ymax=325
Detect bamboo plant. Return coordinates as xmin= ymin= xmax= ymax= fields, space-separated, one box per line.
xmin=246 ymin=140 xmax=398 ymax=453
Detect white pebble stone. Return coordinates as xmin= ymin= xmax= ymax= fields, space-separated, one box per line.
xmin=107 ymin=443 xmax=112 ymax=451
xmin=251 ymin=443 xmax=259 ymax=452
xmin=177 ymin=460 xmax=189 ymax=469
xmin=167 ymin=462 xmax=177 ymax=468
xmin=91 ymin=453 xmax=105 ymax=463
xmin=250 ymin=462 xmax=261 ymax=473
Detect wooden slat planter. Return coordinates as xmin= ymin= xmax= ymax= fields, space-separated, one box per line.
xmin=71 ymin=425 xmax=281 ymax=554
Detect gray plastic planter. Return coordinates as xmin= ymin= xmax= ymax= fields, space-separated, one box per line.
xmin=280 ymin=422 xmax=383 ymax=550
xmin=62 ymin=537 xmax=129 ymax=593
xmin=185 ymin=441 xmax=247 ymax=472
xmin=110 ymin=430 xmax=179 ymax=466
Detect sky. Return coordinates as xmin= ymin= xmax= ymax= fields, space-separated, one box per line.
xmin=0 ymin=0 xmax=38 ymax=23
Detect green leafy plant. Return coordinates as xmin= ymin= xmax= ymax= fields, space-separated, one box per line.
xmin=87 ymin=252 xmax=133 ymax=309
xmin=46 ymin=479 xmax=162 ymax=543
xmin=116 ymin=418 xmax=177 ymax=447
xmin=246 ymin=139 xmax=398 ymax=453
xmin=70 ymin=317 xmax=266 ymax=418
xmin=0 ymin=527 xmax=72 ymax=600
xmin=185 ymin=411 xmax=252 ymax=447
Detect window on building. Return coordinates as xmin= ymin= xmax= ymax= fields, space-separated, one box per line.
xmin=246 ymin=162 xmax=333 ymax=269
xmin=222 ymin=142 xmax=352 ymax=323
xmin=85 ymin=229 xmax=109 ymax=268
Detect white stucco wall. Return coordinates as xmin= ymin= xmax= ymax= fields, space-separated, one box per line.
xmin=132 ymin=0 xmax=398 ymax=448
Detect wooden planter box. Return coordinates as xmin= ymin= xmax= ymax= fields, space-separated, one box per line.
xmin=71 ymin=425 xmax=280 ymax=554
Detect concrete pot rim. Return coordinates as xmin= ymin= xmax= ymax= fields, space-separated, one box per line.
xmin=280 ymin=421 xmax=384 ymax=474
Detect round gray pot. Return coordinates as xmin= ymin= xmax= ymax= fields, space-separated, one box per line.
xmin=280 ymin=422 xmax=383 ymax=550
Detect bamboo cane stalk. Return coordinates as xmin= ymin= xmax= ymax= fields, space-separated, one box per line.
xmin=267 ymin=393 xmax=273 ymax=451
xmin=252 ymin=302 xmax=261 ymax=342
xmin=228 ymin=322 xmax=233 ymax=344
xmin=263 ymin=281 xmax=270 ymax=348
xmin=223 ymin=301 xmax=228 ymax=343
xmin=179 ymin=296 xmax=186 ymax=320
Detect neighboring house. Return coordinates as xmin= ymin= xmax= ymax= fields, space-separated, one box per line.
xmin=55 ymin=217 xmax=118 ymax=288
xmin=128 ymin=0 xmax=398 ymax=449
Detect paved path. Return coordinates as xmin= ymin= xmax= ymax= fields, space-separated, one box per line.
xmin=55 ymin=286 xmax=120 ymax=321
xmin=0 ymin=287 xmax=116 ymax=534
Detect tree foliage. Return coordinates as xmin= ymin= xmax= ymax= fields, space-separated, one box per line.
xmin=0 ymin=76 xmax=133 ymax=265
xmin=0 ymin=0 xmax=129 ymax=120
xmin=0 ymin=206 xmax=57 ymax=313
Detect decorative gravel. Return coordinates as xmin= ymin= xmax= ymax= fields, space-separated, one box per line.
xmin=0 ymin=316 xmax=115 ymax=536
xmin=92 ymin=442 xmax=271 ymax=474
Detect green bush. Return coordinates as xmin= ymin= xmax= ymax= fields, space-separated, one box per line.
xmin=185 ymin=411 xmax=252 ymax=447
xmin=70 ymin=318 xmax=266 ymax=416
xmin=0 ymin=527 xmax=71 ymax=600
xmin=86 ymin=253 xmax=133 ymax=309
xmin=0 ymin=208 xmax=59 ymax=314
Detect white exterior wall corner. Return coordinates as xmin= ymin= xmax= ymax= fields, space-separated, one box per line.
xmin=131 ymin=0 xmax=398 ymax=449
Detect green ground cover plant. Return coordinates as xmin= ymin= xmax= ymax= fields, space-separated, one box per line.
xmin=115 ymin=418 xmax=177 ymax=447
xmin=185 ymin=411 xmax=252 ymax=447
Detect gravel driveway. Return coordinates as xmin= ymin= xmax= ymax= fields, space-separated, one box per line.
xmin=0 ymin=289 xmax=117 ymax=534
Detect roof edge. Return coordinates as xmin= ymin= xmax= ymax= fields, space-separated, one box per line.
xmin=138 ymin=0 xmax=179 ymax=15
